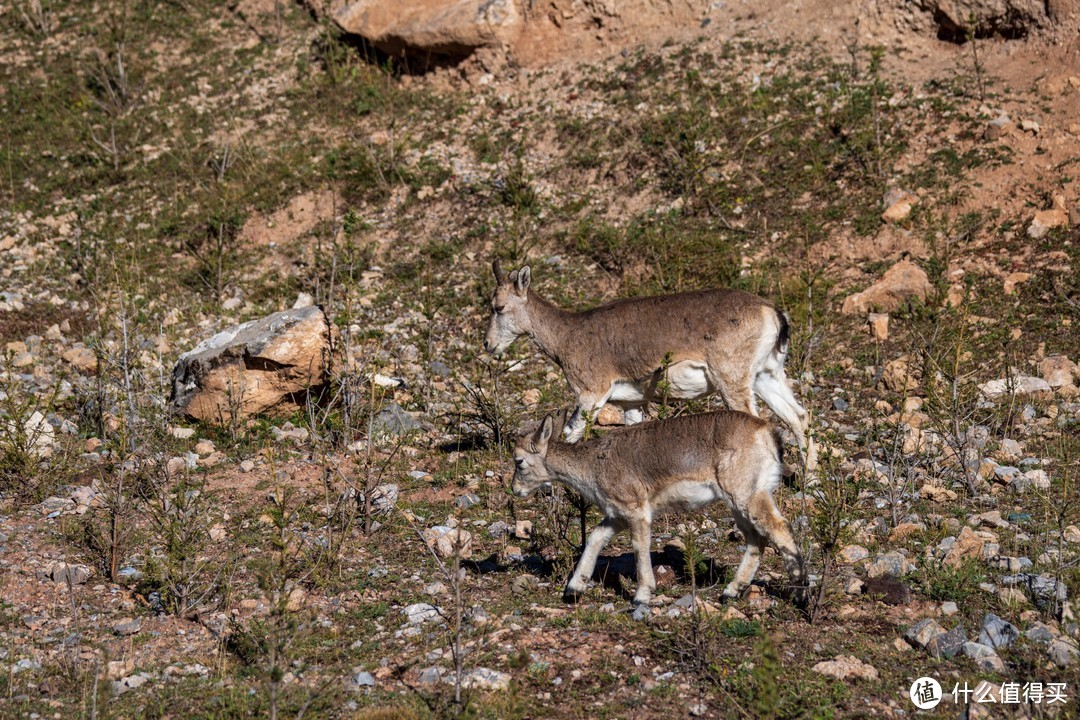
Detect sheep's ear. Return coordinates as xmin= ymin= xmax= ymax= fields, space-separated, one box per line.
xmin=536 ymin=414 xmax=554 ymax=448
xmin=492 ymin=258 xmax=507 ymax=284
xmin=549 ymin=408 xmax=571 ymax=439
xmin=515 ymin=265 xmax=531 ymax=295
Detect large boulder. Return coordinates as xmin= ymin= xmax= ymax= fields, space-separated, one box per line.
xmin=916 ymin=0 xmax=1052 ymax=40
xmin=170 ymin=307 xmax=331 ymax=423
xmin=335 ymin=0 xmax=522 ymax=67
xmin=332 ymin=0 xmax=714 ymax=69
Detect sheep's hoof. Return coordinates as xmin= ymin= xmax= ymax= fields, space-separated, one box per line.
xmin=630 ymin=602 xmax=651 ymax=621
xmin=790 ymin=586 xmax=809 ymax=611
xmin=562 ymin=586 xmax=586 ymax=604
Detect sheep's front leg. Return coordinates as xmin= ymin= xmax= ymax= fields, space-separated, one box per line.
xmin=628 ymin=515 xmax=655 ymax=607
xmin=564 ymin=517 xmax=626 ymax=602
xmin=563 ymin=390 xmax=611 ymax=443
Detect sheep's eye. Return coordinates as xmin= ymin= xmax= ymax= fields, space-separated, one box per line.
xmin=514 ymin=457 xmax=524 ymax=467
xmin=493 ymin=305 xmax=505 ymax=314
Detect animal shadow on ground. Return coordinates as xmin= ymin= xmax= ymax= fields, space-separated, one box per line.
xmin=592 ymin=543 xmax=728 ymax=601
xmin=591 ymin=543 xmax=805 ymax=607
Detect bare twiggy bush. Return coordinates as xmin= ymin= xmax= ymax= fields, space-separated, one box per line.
xmin=0 ymin=353 xmax=72 ymax=502
xmin=229 ymin=473 xmax=320 ymax=720
xmin=459 ymin=360 xmax=518 ymax=448
xmin=14 ymin=0 xmax=54 ymax=36
xmin=143 ymin=471 xmax=229 ymax=619
xmin=401 ymin=508 xmax=490 ymax=717
xmin=803 ymin=451 xmax=863 ymax=624
xmin=87 ymin=42 xmax=144 ymax=172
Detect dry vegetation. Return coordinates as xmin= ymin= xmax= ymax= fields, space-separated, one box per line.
xmin=0 ymin=1 xmax=1078 ymax=718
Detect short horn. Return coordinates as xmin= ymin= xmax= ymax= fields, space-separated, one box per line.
xmin=492 ymin=258 xmax=507 ymax=284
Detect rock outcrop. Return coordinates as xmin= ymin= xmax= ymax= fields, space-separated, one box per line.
xmin=841 ymin=260 xmax=932 ymax=315
xmin=335 ymin=0 xmax=521 ymax=68
xmin=333 ymin=0 xmax=714 ymax=69
xmin=170 ymin=307 xmax=331 ymax=423
xmin=916 ymin=0 xmax=1053 ymax=41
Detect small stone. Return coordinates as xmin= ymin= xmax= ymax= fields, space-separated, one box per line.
xmin=50 ymin=563 xmax=90 ymax=585
xmin=979 ymin=375 xmax=1052 ymax=399
xmin=113 ymin=618 xmax=142 ymax=636
xmin=521 ymin=388 xmax=541 ymax=408
xmin=889 ymin=522 xmax=925 ymax=541
xmin=193 ymin=439 xmax=215 ymax=456
xmin=1049 ymin=639 xmax=1078 ymax=667
xmin=969 ymin=510 xmax=1009 ymax=529
xmin=927 ymin=625 xmax=967 ymax=659
xmin=868 ymin=313 xmax=889 ymax=340
xmin=423 ymin=526 xmax=473 ymax=559
xmin=845 ymin=577 xmax=865 ymax=595
xmin=979 ymin=613 xmax=1019 ymax=650
xmin=170 ymin=427 xmax=196 ymax=440
xmin=984 ymin=114 xmax=1011 ymax=140
xmin=866 ymin=551 xmax=911 ymax=579
xmin=944 ymin=527 xmax=985 ymax=568
xmin=165 ymin=457 xmax=186 ymax=478
xmin=920 ymin=484 xmax=957 ymax=503
xmin=1040 ymin=355 xmax=1077 ymax=389
xmin=1019 ymin=118 xmax=1041 ymax=134
xmin=455 ymin=493 xmax=480 ymax=509
xmin=832 ymin=397 xmax=848 ymax=411
xmin=461 ymin=667 xmax=511 ymax=691
xmin=512 ymin=574 xmax=539 ymax=594
xmin=487 ymin=520 xmax=510 ymax=539
xmin=62 ymin=346 xmax=98 ymax=372
xmin=1024 ymin=622 xmax=1056 ymax=645
xmin=838 ymin=545 xmax=869 ymax=564
xmin=404 ymin=603 xmax=440 ymax=625
xmin=595 ymin=404 xmax=623 ymax=425
xmin=882 ymin=199 xmax=913 ymax=223
xmin=1028 ymin=208 xmax=1068 ymax=239
xmin=372 ymin=404 xmax=423 ymax=436
xmin=239 ymin=459 xmax=255 ymax=472
xmin=106 ymin=660 xmax=134 ymax=680
xmin=514 ymin=520 xmax=532 ymax=539
xmin=466 ymin=605 xmax=489 ymax=625
xmin=812 ymin=655 xmax=879 ymax=682
xmin=351 ymin=670 xmax=375 ymax=688
xmin=417 ymin=666 xmax=442 ymax=684
xmin=939 ymin=601 xmax=959 ymax=616
xmin=962 ymin=641 xmax=995 ymax=659
xmin=1003 ymin=272 xmax=1031 ymax=295
xmin=998 ymin=438 xmax=1022 ymax=458
xmin=905 ymin=618 xmax=946 ymax=649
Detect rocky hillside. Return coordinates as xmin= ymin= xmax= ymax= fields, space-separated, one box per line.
xmin=0 ymin=1 xmax=1078 ymax=718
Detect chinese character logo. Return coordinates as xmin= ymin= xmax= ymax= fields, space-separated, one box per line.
xmin=911 ymin=677 xmax=943 ymax=710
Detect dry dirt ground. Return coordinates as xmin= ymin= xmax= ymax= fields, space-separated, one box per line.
xmin=1 ymin=1 xmax=1079 ymax=719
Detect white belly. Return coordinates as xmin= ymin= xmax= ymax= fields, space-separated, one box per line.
xmin=606 ymin=361 xmax=712 ymax=404
xmin=608 ymin=380 xmax=648 ymax=403
xmin=651 ymin=480 xmax=722 ymax=515
xmin=664 ymin=361 xmax=711 ymax=399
